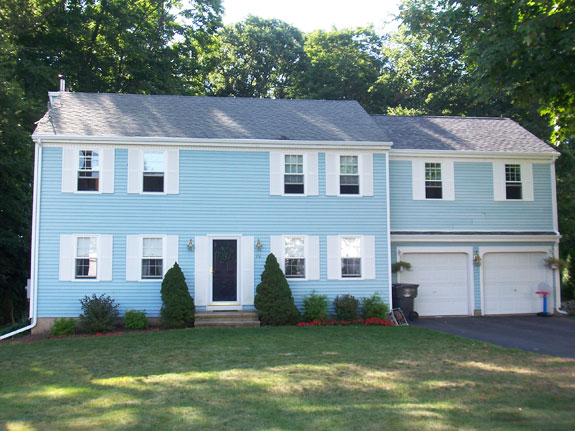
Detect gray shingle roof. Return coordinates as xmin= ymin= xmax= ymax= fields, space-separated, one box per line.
xmin=371 ymin=115 xmax=557 ymax=154
xmin=34 ymin=92 xmax=389 ymax=142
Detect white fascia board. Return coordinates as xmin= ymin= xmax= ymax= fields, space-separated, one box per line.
xmin=390 ymin=148 xmax=558 ymax=162
xmin=391 ymin=233 xmax=561 ymax=243
xmin=31 ymin=134 xmax=393 ymax=151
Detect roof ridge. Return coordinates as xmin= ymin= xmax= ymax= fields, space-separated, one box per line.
xmin=371 ymin=114 xmax=511 ymax=120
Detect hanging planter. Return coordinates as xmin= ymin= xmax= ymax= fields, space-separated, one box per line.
xmin=392 ymin=261 xmax=412 ymax=273
xmin=544 ymin=256 xmax=566 ymax=272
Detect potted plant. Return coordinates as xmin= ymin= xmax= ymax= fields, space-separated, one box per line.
xmin=544 ymin=256 xmax=566 ymax=272
xmin=392 ymin=261 xmax=412 ymax=273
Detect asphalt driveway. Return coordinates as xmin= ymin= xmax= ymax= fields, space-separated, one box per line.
xmin=413 ymin=315 xmax=575 ymax=358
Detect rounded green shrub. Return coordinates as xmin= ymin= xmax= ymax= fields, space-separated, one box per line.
xmin=161 ymin=262 xmax=195 ymax=328
xmin=333 ymin=294 xmax=359 ymax=321
xmin=254 ymin=253 xmax=300 ymax=325
xmin=303 ymin=291 xmax=329 ymax=322
xmin=51 ymin=317 xmax=76 ymax=336
xmin=78 ymin=294 xmax=119 ymax=333
xmin=361 ymin=293 xmax=389 ymax=319
xmin=124 ymin=309 xmax=148 ymax=330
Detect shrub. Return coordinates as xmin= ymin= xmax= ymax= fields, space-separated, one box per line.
xmin=333 ymin=294 xmax=359 ymax=321
xmin=303 ymin=291 xmax=329 ymax=322
xmin=78 ymin=294 xmax=119 ymax=333
xmin=561 ymin=300 xmax=575 ymax=315
xmin=51 ymin=318 xmax=76 ymax=336
xmin=562 ymin=252 xmax=575 ymax=300
xmin=161 ymin=263 xmax=195 ymax=328
xmin=362 ymin=293 xmax=389 ymax=319
xmin=254 ymin=253 xmax=300 ymax=325
xmin=124 ymin=310 xmax=148 ymax=330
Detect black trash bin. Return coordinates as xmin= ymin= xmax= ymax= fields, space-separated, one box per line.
xmin=392 ymin=283 xmax=419 ymax=322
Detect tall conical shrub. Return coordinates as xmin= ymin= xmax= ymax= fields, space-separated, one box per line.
xmin=161 ymin=262 xmax=195 ymax=328
xmin=254 ymin=253 xmax=300 ymax=325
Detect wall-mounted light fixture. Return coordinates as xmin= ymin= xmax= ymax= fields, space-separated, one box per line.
xmin=255 ymin=239 xmax=262 ymax=250
xmin=187 ymin=238 xmax=194 ymax=250
xmin=473 ymin=253 xmax=481 ymax=266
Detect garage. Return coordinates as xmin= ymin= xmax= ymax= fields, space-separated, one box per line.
xmin=483 ymin=252 xmax=552 ymax=315
xmin=398 ymin=252 xmax=471 ymax=316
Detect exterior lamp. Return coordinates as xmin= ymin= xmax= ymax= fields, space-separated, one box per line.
xmin=187 ymin=238 xmax=194 ymax=250
xmin=473 ymin=253 xmax=481 ymax=266
xmin=255 ymin=239 xmax=262 ymax=250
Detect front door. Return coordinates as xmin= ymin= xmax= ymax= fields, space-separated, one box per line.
xmin=212 ymin=239 xmax=238 ymax=302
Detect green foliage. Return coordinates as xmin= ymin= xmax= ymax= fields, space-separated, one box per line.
xmin=333 ymin=294 xmax=359 ymax=321
xmin=302 ymin=291 xmax=329 ymax=322
xmin=562 ymin=252 xmax=575 ymax=301
xmin=556 ymin=140 xmax=575 ymax=257
xmin=160 ymin=263 xmax=195 ymax=329
xmin=124 ymin=309 xmax=148 ymax=330
xmin=51 ymin=317 xmax=76 ymax=336
xmin=254 ymin=253 xmax=300 ymax=325
xmin=392 ymin=261 xmax=412 ymax=273
xmin=362 ymin=294 xmax=389 ymax=319
xmin=78 ymin=294 xmax=119 ymax=333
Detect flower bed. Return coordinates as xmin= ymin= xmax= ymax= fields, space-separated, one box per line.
xmin=297 ymin=317 xmax=394 ymax=327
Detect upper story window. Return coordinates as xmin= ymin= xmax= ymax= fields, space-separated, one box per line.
xmin=284 ymin=236 xmax=305 ymax=278
xmin=142 ymin=237 xmax=163 ymax=279
xmin=143 ymin=152 xmax=164 ymax=193
xmin=78 ymin=150 xmax=99 ymax=191
xmin=505 ymin=164 xmax=522 ymax=200
xmin=425 ymin=162 xmax=442 ymax=199
xmin=284 ymin=155 xmax=304 ymax=194
xmin=341 ymin=236 xmax=361 ymax=277
xmin=340 ymin=156 xmax=360 ymax=195
xmin=75 ymin=236 xmax=97 ymax=279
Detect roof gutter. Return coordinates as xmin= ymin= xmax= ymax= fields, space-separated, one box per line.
xmin=390 ymin=148 xmax=559 ymax=160
xmin=1 ymin=139 xmax=42 ymax=340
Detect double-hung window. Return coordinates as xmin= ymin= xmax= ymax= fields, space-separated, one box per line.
xmin=284 ymin=155 xmax=304 ymax=194
xmin=341 ymin=237 xmax=361 ymax=278
xmin=143 ymin=152 xmax=164 ymax=193
xmin=142 ymin=238 xmax=163 ymax=279
xmin=340 ymin=156 xmax=359 ymax=195
xmin=75 ymin=237 xmax=98 ymax=279
xmin=77 ymin=150 xmax=99 ymax=191
xmin=505 ymin=164 xmax=522 ymax=200
xmin=284 ymin=236 xmax=305 ymax=278
xmin=425 ymin=162 xmax=442 ymax=199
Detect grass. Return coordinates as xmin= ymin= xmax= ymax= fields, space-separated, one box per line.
xmin=1 ymin=326 xmax=574 ymax=431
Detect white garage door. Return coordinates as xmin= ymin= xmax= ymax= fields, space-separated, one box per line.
xmin=399 ymin=253 xmax=470 ymax=316
xmin=483 ymin=252 xmax=551 ymax=315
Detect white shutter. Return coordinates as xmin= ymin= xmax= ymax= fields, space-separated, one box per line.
xmin=166 ymin=150 xmax=179 ymax=194
xmin=493 ymin=161 xmax=506 ymax=201
xmin=269 ymin=152 xmax=283 ymax=195
xmin=361 ymin=236 xmax=376 ymax=280
xmin=307 ymin=236 xmax=320 ymax=280
xmin=327 ymin=236 xmax=341 ymax=280
xmin=100 ymin=235 xmax=113 ymax=281
xmin=412 ymin=159 xmax=425 ymax=200
xmin=326 ymin=153 xmax=339 ymax=196
xmin=194 ymin=236 xmax=210 ymax=306
xmin=127 ymin=149 xmax=142 ymax=194
xmin=521 ymin=162 xmax=534 ymax=201
xmin=165 ymin=235 xmax=179 ymax=275
xmin=59 ymin=234 xmax=75 ymax=281
xmin=360 ymin=153 xmax=374 ymax=196
xmin=241 ymin=236 xmax=255 ymax=306
xmin=270 ymin=236 xmax=285 ymax=272
xmin=442 ymin=160 xmax=455 ymax=201
xmin=125 ymin=235 xmax=140 ymax=281
xmin=305 ymin=152 xmax=319 ymax=196
xmin=100 ymin=148 xmax=115 ymax=194
xmin=61 ymin=147 xmax=76 ymax=193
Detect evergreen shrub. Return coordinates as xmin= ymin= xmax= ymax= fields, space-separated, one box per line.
xmin=161 ymin=263 xmax=195 ymax=328
xmin=303 ymin=291 xmax=329 ymax=322
xmin=333 ymin=294 xmax=359 ymax=321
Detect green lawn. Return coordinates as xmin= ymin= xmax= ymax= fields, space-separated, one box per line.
xmin=1 ymin=327 xmax=574 ymax=431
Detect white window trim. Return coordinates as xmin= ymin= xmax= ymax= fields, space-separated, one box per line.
xmin=338 ymin=235 xmax=364 ymax=280
xmin=72 ymin=234 xmax=101 ymax=282
xmin=281 ymin=153 xmax=306 ymax=196
xmin=493 ymin=161 xmax=534 ymax=202
xmin=139 ymin=235 xmax=167 ymax=282
xmin=283 ymin=235 xmax=309 ymax=281
xmin=412 ymin=159 xmax=455 ymax=201
xmin=141 ymin=151 xmax=167 ymax=195
xmin=74 ymin=148 xmax=103 ymax=194
xmin=337 ymin=154 xmax=362 ymax=197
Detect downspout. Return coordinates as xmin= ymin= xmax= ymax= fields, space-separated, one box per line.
xmin=1 ymin=139 xmax=42 ymax=340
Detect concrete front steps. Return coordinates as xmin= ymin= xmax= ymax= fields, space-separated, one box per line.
xmin=194 ymin=310 xmax=261 ymax=328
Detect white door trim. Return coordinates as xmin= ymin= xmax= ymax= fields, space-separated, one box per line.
xmin=207 ymin=234 xmax=242 ymax=311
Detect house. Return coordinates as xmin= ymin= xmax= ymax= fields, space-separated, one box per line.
xmin=24 ymin=91 xmax=560 ymax=334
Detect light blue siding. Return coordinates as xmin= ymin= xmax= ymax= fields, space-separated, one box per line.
xmin=37 ymin=148 xmax=390 ymax=317
xmin=389 ymin=160 xmax=554 ymax=231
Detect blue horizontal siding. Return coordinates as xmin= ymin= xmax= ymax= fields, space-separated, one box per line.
xmin=389 ymin=160 xmax=554 ymax=231
xmin=37 ymin=148 xmax=390 ymax=317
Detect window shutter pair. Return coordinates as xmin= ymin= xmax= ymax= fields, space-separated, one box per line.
xmin=325 ymin=153 xmax=374 ymax=196
xmin=125 ymin=235 xmax=179 ymax=281
xmin=269 ymin=235 xmax=319 ymax=280
xmin=127 ymin=149 xmax=179 ymax=194
xmin=61 ymin=147 xmax=115 ymax=193
xmin=326 ymin=235 xmax=376 ymax=280
xmin=59 ymin=234 xmax=113 ymax=281
xmin=411 ymin=159 xmax=455 ymax=201
xmin=269 ymin=152 xmax=319 ymax=195
xmin=493 ymin=161 xmax=534 ymax=201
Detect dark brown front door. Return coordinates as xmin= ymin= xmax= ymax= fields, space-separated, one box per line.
xmin=212 ymin=239 xmax=238 ymax=302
